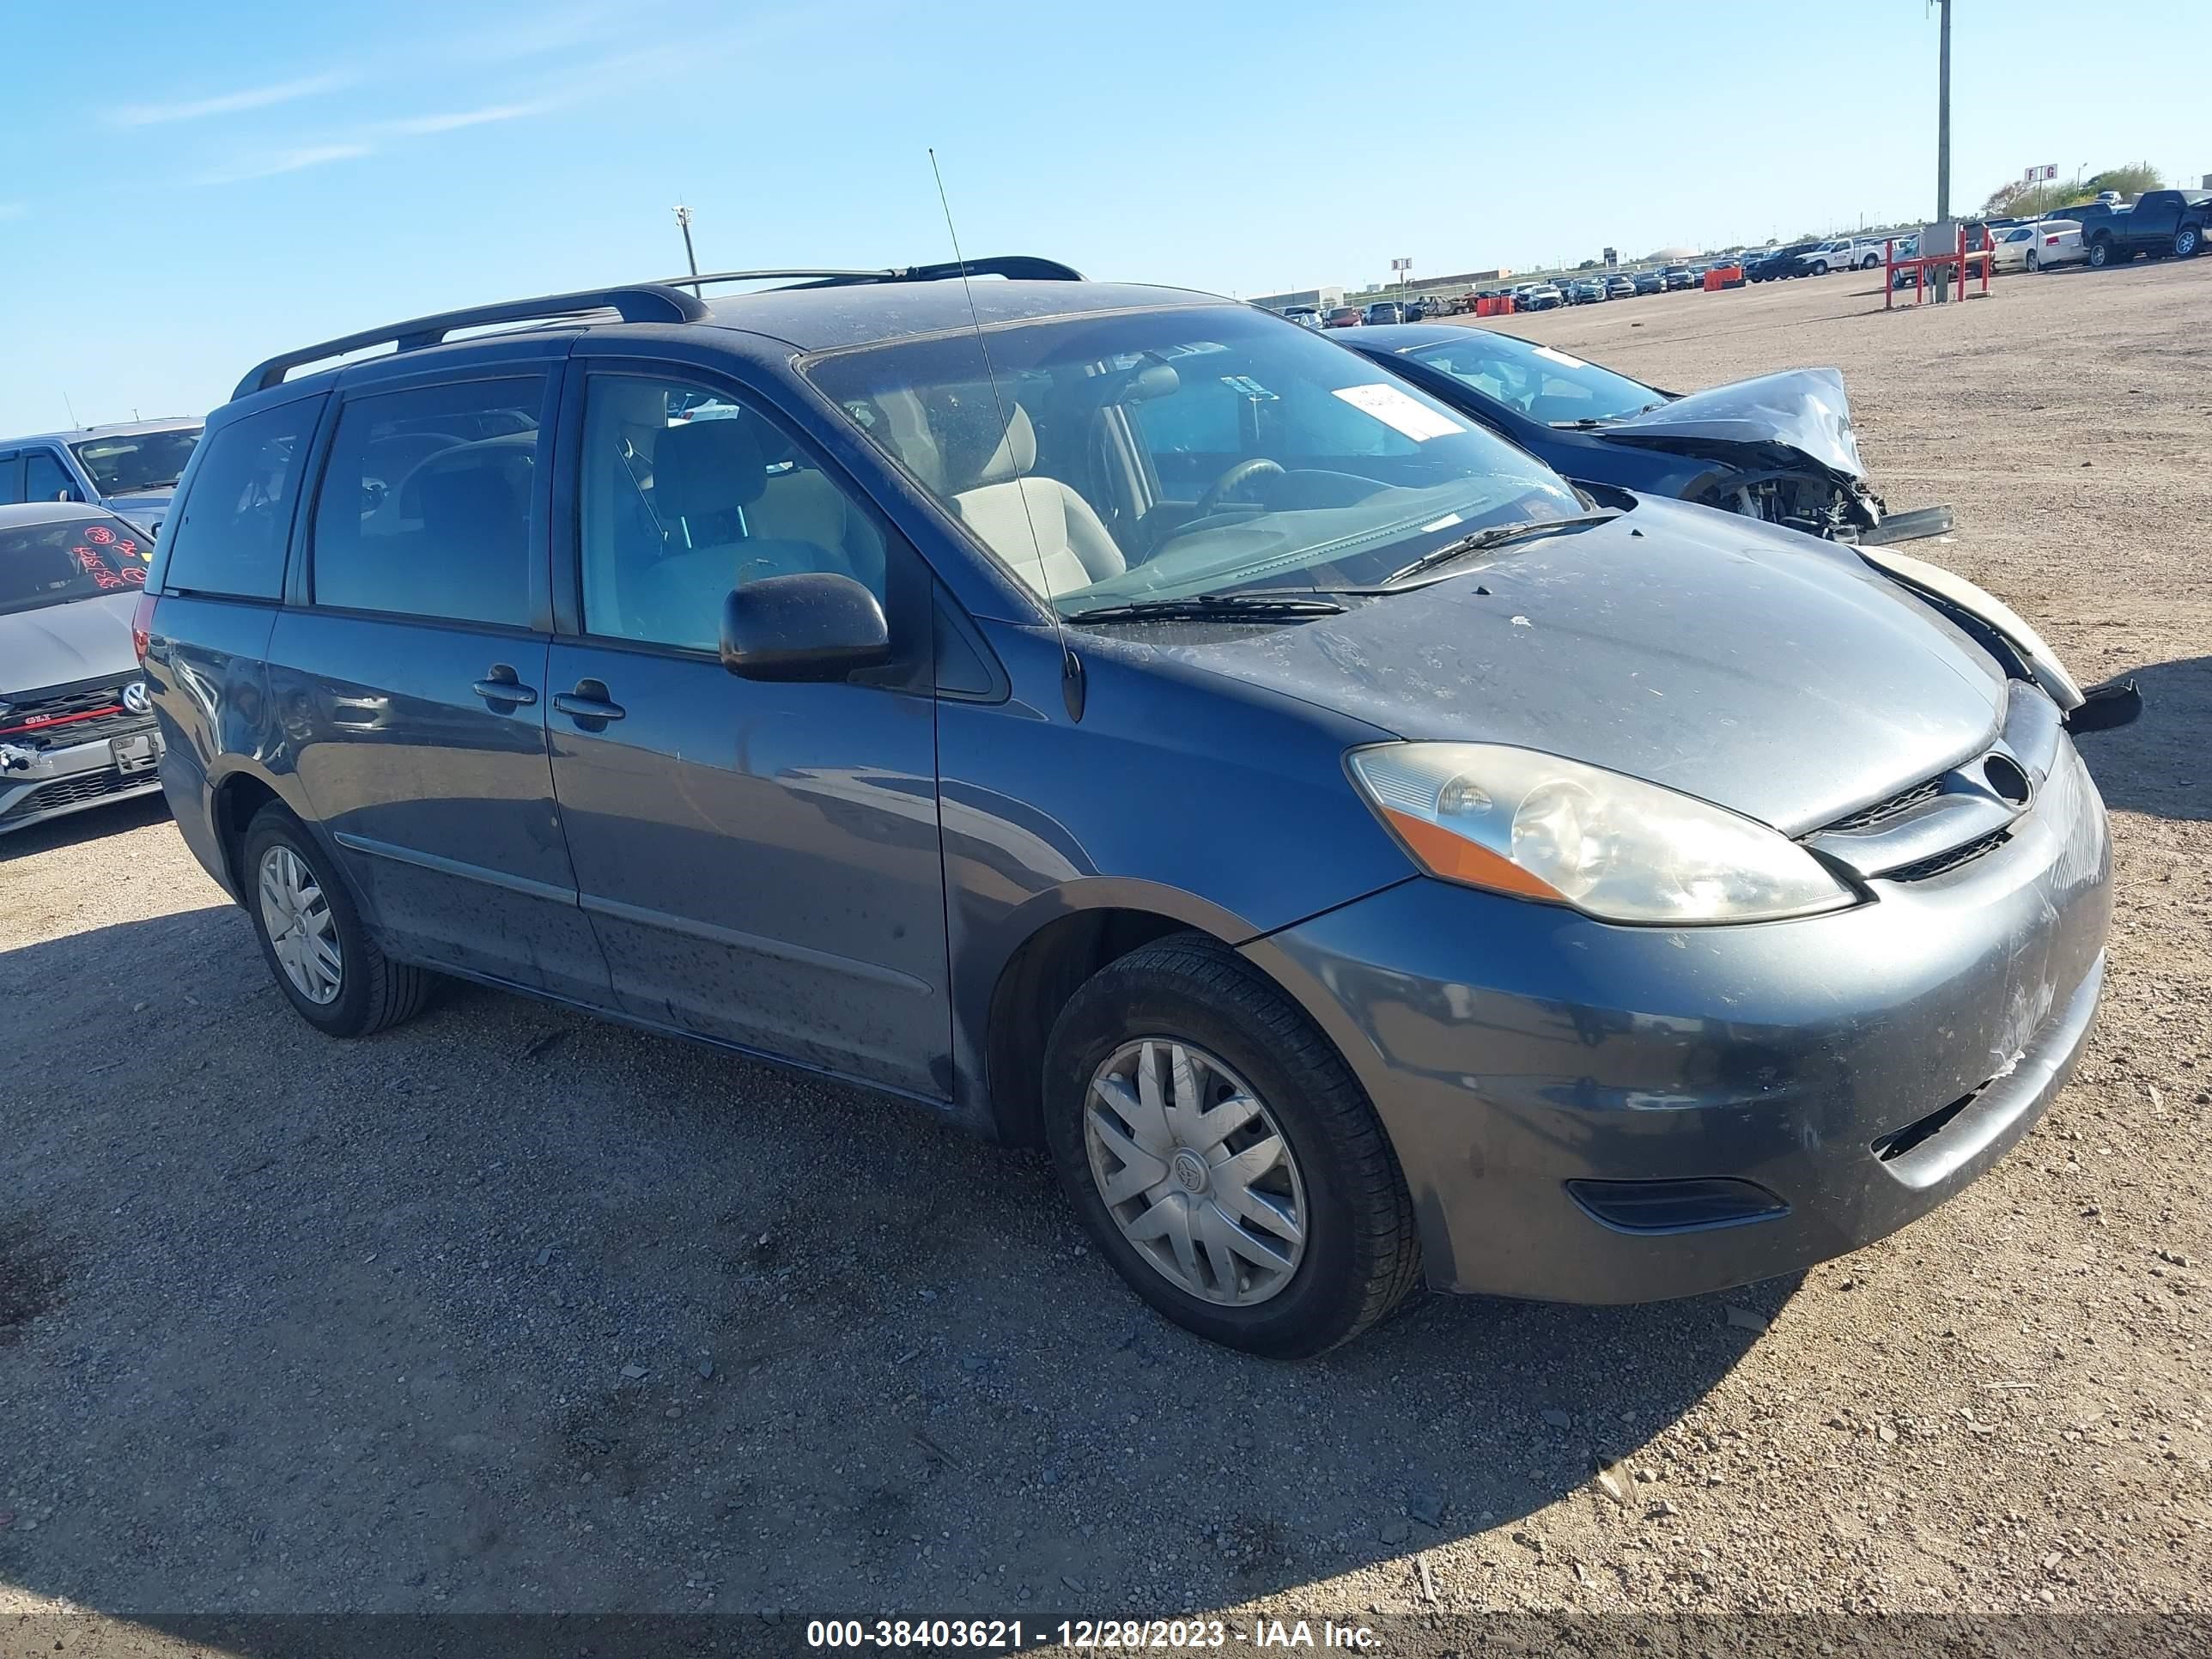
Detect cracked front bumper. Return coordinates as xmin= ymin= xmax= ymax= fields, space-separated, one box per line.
xmin=0 ymin=726 xmax=166 ymax=835
xmin=1246 ymin=739 xmax=2112 ymax=1302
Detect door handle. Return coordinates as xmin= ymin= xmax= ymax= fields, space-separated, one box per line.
xmin=473 ymin=665 xmax=538 ymax=708
xmin=553 ymin=680 xmax=626 ymax=724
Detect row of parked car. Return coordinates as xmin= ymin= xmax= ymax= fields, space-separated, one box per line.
xmin=1518 ymin=264 xmax=1703 ymax=307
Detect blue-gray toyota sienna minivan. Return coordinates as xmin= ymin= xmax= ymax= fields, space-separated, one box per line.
xmin=139 ymin=262 xmax=2120 ymax=1356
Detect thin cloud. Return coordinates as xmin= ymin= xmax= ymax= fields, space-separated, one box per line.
xmin=382 ymin=101 xmax=550 ymax=136
xmin=195 ymin=143 xmax=374 ymax=187
xmin=116 ymin=73 xmax=350 ymax=128
xmin=441 ymin=5 xmax=620 ymax=63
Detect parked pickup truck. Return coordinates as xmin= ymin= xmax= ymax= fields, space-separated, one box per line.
xmin=1792 ymin=238 xmax=1883 ymax=275
xmin=2074 ymin=190 xmax=2211 ymax=267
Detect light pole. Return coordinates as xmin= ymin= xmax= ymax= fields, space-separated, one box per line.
xmin=672 ymin=204 xmax=699 ymax=283
xmin=1932 ymin=0 xmax=1954 ymax=301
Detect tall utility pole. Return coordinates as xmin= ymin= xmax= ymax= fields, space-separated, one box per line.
xmin=672 ymin=204 xmax=699 ymax=283
xmin=1933 ymin=0 xmax=1954 ymax=301
xmin=1935 ymin=0 xmax=1951 ymax=221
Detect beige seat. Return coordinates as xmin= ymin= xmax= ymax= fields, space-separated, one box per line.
xmin=633 ymin=416 xmax=848 ymax=649
xmin=949 ymin=406 xmax=1124 ymax=600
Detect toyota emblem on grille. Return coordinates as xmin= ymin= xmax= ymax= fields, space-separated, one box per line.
xmin=122 ymin=682 xmax=152 ymax=714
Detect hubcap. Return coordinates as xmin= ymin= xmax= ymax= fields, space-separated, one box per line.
xmin=1083 ymin=1038 xmax=1307 ymax=1307
xmin=258 ymin=844 xmax=342 ymax=1006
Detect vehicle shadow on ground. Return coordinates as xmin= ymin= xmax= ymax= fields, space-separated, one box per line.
xmin=0 ymin=906 xmax=1789 ymax=1628
xmin=0 ymin=792 xmax=169 ymax=863
xmin=2073 ymin=654 xmax=2210 ymax=822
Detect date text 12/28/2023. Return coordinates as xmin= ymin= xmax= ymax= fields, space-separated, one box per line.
xmin=805 ymin=1617 xmax=1382 ymax=1650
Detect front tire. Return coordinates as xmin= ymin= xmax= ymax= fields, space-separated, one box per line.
xmin=1042 ymin=934 xmax=1420 ymax=1358
xmin=1810 ymin=261 xmax=1828 ymax=276
xmin=2179 ymin=226 xmax=2202 ymax=258
xmin=243 ymin=805 xmax=431 ymax=1038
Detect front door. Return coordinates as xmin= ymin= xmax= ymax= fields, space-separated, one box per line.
xmin=270 ymin=366 xmax=609 ymax=1003
xmin=544 ymin=364 xmax=950 ymax=1096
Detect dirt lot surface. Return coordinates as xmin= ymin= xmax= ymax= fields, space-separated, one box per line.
xmin=3 ymin=258 xmax=2208 ymax=1653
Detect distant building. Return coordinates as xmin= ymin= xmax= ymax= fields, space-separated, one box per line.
xmin=1250 ymin=286 xmax=1345 ymax=312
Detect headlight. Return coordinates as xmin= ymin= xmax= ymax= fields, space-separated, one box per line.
xmin=1347 ymin=743 xmax=1855 ymax=925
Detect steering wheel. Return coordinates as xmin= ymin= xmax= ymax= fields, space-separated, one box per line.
xmin=1192 ymin=458 xmax=1285 ymax=519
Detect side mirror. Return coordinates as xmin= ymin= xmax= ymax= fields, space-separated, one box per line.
xmin=720 ymin=572 xmax=890 ymax=681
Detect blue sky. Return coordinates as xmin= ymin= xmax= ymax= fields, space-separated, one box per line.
xmin=2 ymin=0 xmax=2205 ymax=434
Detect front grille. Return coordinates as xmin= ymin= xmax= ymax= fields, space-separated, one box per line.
xmin=0 ymin=767 xmax=147 ymax=824
xmin=1886 ymin=828 xmax=2011 ymax=882
xmin=1826 ymin=775 xmax=1942 ymax=832
xmin=0 ymin=682 xmax=150 ymax=750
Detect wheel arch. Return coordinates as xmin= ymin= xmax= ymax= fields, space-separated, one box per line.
xmin=207 ymin=763 xmax=369 ymax=921
xmin=976 ymin=882 xmax=1315 ymax=1148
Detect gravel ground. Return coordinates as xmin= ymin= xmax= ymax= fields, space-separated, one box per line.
xmin=2 ymin=258 xmax=2208 ymax=1650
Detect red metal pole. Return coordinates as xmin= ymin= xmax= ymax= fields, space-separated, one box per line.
xmin=1885 ymin=238 xmax=1895 ymax=311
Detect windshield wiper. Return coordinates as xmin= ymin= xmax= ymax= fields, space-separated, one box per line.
xmin=1377 ymin=513 xmax=1620 ymax=588
xmin=1550 ymin=403 xmax=1666 ymax=429
xmin=1067 ymin=593 xmax=1347 ymax=625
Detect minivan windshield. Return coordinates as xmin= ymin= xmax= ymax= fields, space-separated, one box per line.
xmin=70 ymin=426 xmax=204 ymax=495
xmin=1399 ymin=330 xmax=1667 ymax=426
xmin=0 ymin=515 xmax=152 ymax=616
xmin=805 ymin=306 xmax=1581 ymax=615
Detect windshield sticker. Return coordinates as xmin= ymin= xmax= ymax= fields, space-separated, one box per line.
xmin=1219 ymin=374 xmax=1279 ymax=402
xmin=1532 ymin=345 xmax=1592 ymax=370
xmin=1331 ymin=384 xmax=1462 ymax=442
xmin=70 ymin=544 xmax=143 ymax=590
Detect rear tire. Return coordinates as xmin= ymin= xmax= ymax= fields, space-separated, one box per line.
xmin=1042 ymin=933 xmax=1420 ymax=1358
xmin=2087 ymin=238 xmax=2112 ymax=269
xmin=2026 ymin=250 xmax=2039 ymax=273
xmin=243 ymin=805 xmax=431 ymax=1038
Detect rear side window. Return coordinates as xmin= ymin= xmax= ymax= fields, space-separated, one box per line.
xmin=309 ymin=378 xmax=544 ymax=629
xmin=161 ymin=400 xmax=318 ymax=600
xmin=24 ymin=451 xmax=75 ymax=504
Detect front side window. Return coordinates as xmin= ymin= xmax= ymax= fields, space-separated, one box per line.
xmin=70 ymin=427 xmax=203 ymax=496
xmin=310 ymin=379 xmax=544 ymax=628
xmin=23 ymin=451 xmax=75 ymax=504
xmin=805 ymin=306 xmax=1579 ymax=616
xmin=1403 ymin=331 xmax=1666 ymax=428
xmin=160 ymin=400 xmax=317 ymax=600
xmin=577 ymin=376 xmax=890 ymax=653
xmin=0 ymin=514 xmax=153 ymax=616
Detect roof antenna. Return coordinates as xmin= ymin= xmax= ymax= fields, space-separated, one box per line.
xmin=928 ymin=147 xmax=1083 ymax=721
xmin=63 ymin=391 xmax=80 ymax=427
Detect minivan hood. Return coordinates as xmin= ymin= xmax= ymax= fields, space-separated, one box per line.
xmin=1157 ymin=497 xmax=2004 ymax=835
xmin=0 ymin=591 xmax=142 ymax=697
xmin=1596 ymin=368 xmax=1866 ymax=481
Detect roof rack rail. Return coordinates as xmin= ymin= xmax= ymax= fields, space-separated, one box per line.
xmin=231 ymin=283 xmax=710 ymax=400
xmin=659 ymin=256 xmax=1085 ymax=293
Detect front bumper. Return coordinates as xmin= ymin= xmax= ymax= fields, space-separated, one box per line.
xmin=0 ymin=724 xmax=165 ymax=835
xmin=1248 ymin=738 xmax=2112 ymax=1303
